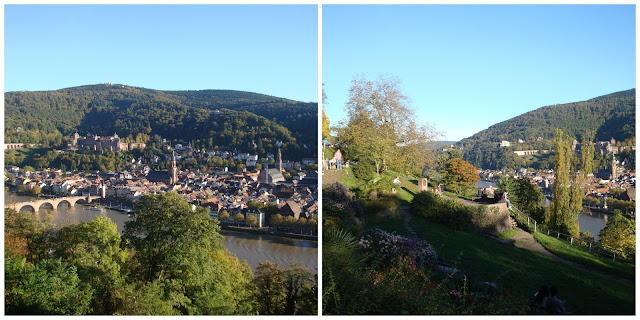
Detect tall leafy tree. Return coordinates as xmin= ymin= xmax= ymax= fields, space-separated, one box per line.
xmin=52 ymin=217 xmax=127 ymax=314
xmin=338 ymin=74 xmax=437 ymax=178
xmin=549 ymin=129 xmax=573 ymax=233
xmin=122 ymin=192 xmax=256 ymax=314
xmin=549 ymin=129 xmax=592 ymax=237
xmin=322 ymin=109 xmax=330 ymax=139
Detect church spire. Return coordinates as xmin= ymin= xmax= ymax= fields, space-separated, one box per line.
xmin=170 ymin=150 xmax=178 ymax=185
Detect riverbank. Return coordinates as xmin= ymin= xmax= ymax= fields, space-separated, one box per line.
xmin=219 ymin=225 xmax=318 ymax=241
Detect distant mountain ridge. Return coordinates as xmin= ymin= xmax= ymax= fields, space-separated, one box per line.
xmin=457 ymin=89 xmax=635 ymax=169
xmin=4 ymin=84 xmax=318 ymax=160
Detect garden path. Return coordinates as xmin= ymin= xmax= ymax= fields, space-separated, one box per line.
xmin=400 ymin=205 xmax=417 ymax=237
xmin=322 ymin=168 xmax=345 ymax=185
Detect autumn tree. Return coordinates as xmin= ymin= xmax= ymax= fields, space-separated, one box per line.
xmin=442 ymin=158 xmax=479 ymax=194
xmin=337 ymin=74 xmax=437 ymax=179
xmin=322 ymin=109 xmax=330 ymax=140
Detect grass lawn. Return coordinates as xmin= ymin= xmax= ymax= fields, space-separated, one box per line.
xmin=335 ymin=170 xmax=635 ymax=314
xmin=497 ymin=229 xmax=518 ymax=239
xmin=534 ymin=232 xmax=635 ymax=280
xmin=407 ymin=216 xmax=635 ymax=315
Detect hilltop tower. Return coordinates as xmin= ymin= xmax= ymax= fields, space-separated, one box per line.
xmin=170 ymin=151 xmax=179 ymax=184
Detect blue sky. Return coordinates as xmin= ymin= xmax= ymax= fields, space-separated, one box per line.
xmin=323 ymin=5 xmax=636 ymax=141
xmin=5 ymin=5 xmax=318 ymax=102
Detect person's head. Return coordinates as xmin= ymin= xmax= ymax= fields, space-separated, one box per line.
xmin=539 ymin=285 xmax=549 ymax=297
xmin=550 ymin=286 xmax=558 ymax=297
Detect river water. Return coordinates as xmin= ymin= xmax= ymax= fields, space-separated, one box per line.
xmin=7 ymin=194 xmax=317 ymax=273
xmin=476 ymin=182 xmax=607 ymax=240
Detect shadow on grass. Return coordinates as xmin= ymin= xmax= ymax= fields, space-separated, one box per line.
xmin=401 ymin=186 xmax=416 ymax=195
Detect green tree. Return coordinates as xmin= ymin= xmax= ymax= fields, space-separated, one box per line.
xmin=234 ymin=212 xmax=245 ymax=225
xmin=219 ymin=209 xmax=230 ymax=221
xmin=247 ymin=200 xmax=264 ymax=210
xmin=549 ymin=129 xmax=592 ymax=237
xmin=246 ymin=215 xmax=258 ymax=227
xmin=549 ymin=129 xmax=578 ymax=236
xmin=263 ymin=202 xmax=279 ymax=216
xmin=338 ymin=74 xmax=437 ymax=179
xmin=5 ymin=257 xmax=93 ymax=315
xmin=270 ymin=213 xmax=284 ymax=227
xmin=254 ymin=261 xmax=316 ymax=315
xmin=52 ymin=217 xmax=127 ymax=314
xmin=122 ymin=193 xmax=256 ymax=314
xmin=283 ymin=215 xmax=296 ymax=228
xmin=442 ymin=158 xmax=479 ymax=194
xmin=599 ymin=210 xmax=635 ymax=258
xmin=511 ymin=177 xmax=543 ymax=215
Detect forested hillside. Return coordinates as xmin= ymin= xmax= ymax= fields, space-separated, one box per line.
xmin=458 ymin=89 xmax=635 ymax=170
xmin=4 ymin=84 xmax=317 ymax=160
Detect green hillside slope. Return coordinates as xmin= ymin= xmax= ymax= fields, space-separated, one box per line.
xmin=4 ymin=84 xmax=317 ymax=159
xmin=458 ymin=89 xmax=635 ymax=169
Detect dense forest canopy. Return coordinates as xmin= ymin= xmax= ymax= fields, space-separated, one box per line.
xmin=458 ymin=89 xmax=635 ymax=170
xmin=5 ymin=84 xmax=318 ymax=160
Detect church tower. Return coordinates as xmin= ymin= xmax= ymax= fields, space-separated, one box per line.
xmin=170 ymin=151 xmax=179 ymax=185
xmin=277 ymin=147 xmax=283 ymax=172
xmin=611 ymin=154 xmax=617 ymax=180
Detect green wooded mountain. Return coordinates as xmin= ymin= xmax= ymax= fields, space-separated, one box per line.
xmin=5 ymin=84 xmax=317 ymax=160
xmin=457 ymin=89 xmax=635 ymax=170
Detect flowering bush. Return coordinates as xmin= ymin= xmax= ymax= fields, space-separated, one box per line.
xmin=323 ymin=183 xmax=364 ymax=233
xmin=359 ymin=229 xmax=438 ymax=271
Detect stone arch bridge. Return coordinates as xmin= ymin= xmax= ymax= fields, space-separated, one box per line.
xmin=7 ymin=196 xmax=101 ymax=213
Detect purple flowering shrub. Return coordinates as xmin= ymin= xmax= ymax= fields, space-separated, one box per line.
xmin=358 ymin=228 xmax=438 ymax=272
xmin=323 ymin=183 xmax=364 ymax=232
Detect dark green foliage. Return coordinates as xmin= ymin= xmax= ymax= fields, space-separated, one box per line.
xmin=254 ymin=261 xmax=317 ymax=315
xmin=5 ymin=84 xmax=317 ymax=160
xmin=411 ymin=191 xmax=476 ymax=232
xmin=459 ymin=89 xmax=635 ymax=169
xmin=605 ymin=198 xmax=635 ymax=213
xmin=5 ymin=257 xmax=93 ymax=315
xmin=505 ymin=177 xmax=545 ymax=221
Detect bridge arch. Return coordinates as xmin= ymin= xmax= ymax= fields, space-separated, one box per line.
xmin=38 ymin=202 xmax=55 ymax=212
xmin=18 ymin=204 xmax=36 ymax=213
xmin=57 ymin=199 xmax=73 ymax=208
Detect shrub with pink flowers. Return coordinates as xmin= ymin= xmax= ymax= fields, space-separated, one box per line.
xmin=358 ymin=229 xmax=438 ymax=271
